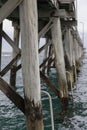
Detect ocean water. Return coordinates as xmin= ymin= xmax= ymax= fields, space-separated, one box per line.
xmin=0 ymin=52 xmax=87 ymax=130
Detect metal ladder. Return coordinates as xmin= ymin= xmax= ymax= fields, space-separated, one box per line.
xmin=41 ymin=90 xmax=54 ymax=130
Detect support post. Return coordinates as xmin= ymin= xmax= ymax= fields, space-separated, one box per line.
xmin=10 ymin=24 xmax=20 ymax=87
xmin=51 ymin=18 xmax=68 ymax=109
xmin=74 ymin=37 xmax=81 ymax=73
xmin=63 ymin=28 xmax=75 ymax=89
xmin=47 ymin=44 xmax=53 ymax=74
xmin=20 ymin=0 xmax=44 ymax=130
xmin=42 ymin=38 xmax=49 ymax=73
xmin=64 ymin=28 xmax=73 ymax=67
xmin=0 ymin=24 xmax=2 ymax=71
xmin=73 ymin=38 xmax=78 ymax=59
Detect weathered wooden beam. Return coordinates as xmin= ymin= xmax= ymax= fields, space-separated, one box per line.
xmin=53 ymin=9 xmax=75 ymax=18
xmin=59 ymin=0 xmax=74 ymax=4
xmin=0 ymin=76 xmax=25 ymax=114
xmin=40 ymin=57 xmax=49 ymax=68
xmin=2 ymin=31 xmax=20 ymax=54
xmin=0 ymin=53 xmax=21 ymax=77
xmin=0 ymin=0 xmax=23 ymax=24
xmin=39 ymin=39 xmax=51 ymax=53
xmin=10 ymin=26 xmax=20 ymax=87
xmin=38 ymin=8 xmax=75 ymax=19
xmin=47 ymin=44 xmax=53 ymax=73
xmin=15 ymin=64 xmax=22 ymax=72
xmin=13 ymin=57 xmax=54 ymax=73
xmin=9 ymin=57 xmax=51 ymax=73
xmin=20 ymin=0 xmax=44 ymax=129
xmin=0 ymin=24 xmax=2 ymax=71
xmin=51 ymin=18 xmax=68 ymax=109
xmin=39 ymin=19 xmax=53 ymax=39
xmin=47 ymin=0 xmax=58 ymax=8
xmin=40 ymin=71 xmax=60 ymax=97
xmin=73 ymin=35 xmax=83 ymax=64
xmin=46 ymin=58 xmax=54 ymax=72
xmin=64 ymin=28 xmax=77 ymax=67
xmin=64 ymin=28 xmax=73 ymax=67
xmin=41 ymin=58 xmax=54 ymax=74
xmin=61 ymin=20 xmax=77 ymax=26
xmin=41 ymin=38 xmax=49 ymax=73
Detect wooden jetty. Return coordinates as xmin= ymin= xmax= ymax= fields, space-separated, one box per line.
xmin=0 ymin=0 xmax=84 ymax=129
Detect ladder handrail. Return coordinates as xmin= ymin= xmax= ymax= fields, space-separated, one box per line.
xmin=41 ymin=90 xmax=54 ymax=130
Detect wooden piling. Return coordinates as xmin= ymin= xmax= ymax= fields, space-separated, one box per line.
xmin=74 ymin=37 xmax=81 ymax=73
xmin=47 ymin=44 xmax=53 ymax=74
xmin=42 ymin=38 xmax=49 ymax=74
xmin=64 ymin=28 xmax=73 ymax=67
xmin=51 ymin=18 xmax=68 ymax=109
xmin=20 ymin=0 xmax=44 ymax=130
xmin=10 ymin=24 xmax=20 ymax=87
xmin=63 ymin=28 xmax=75 ymax=89
xmin=0 ymin=23 xmax=2 ymax=71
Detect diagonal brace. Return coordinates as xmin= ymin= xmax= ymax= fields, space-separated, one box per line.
xmin=0 ymin=53 xmax=21 ymax=77
xmin=0 ymin=0 xmax=23 ymax=24
xmin=2 ymin=31 xmax=21 ymax=54
xmin=0 ymin=76 xmax=25 ymax=114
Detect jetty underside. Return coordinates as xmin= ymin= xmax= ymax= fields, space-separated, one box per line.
xmin=0 ymin=0 xmax=84 ymax=130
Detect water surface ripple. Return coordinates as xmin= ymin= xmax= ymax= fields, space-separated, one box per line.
xmin=0 ymin=52 xmax=87 ymax=130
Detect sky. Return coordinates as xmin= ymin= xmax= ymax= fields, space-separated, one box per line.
xmin=3 ymin=20 xmax=13 ymax=52
xmin=77 ymin=0 xmax=87 ymax=48
xmin=2 ymin=0 xmax=87 ymax=52
xmin=77 ymin=0 xmax=87 ymax=27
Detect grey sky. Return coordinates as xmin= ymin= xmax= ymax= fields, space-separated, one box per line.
xmin=78 ymin=0 xmax=87 ymax=30
xmin=77 ymin=0 xmax=87 ymax=47
xmin=78 ymin=0 xmax=87 ymax=26
xmin=3 ymin=20 xmax=13 ymax=52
